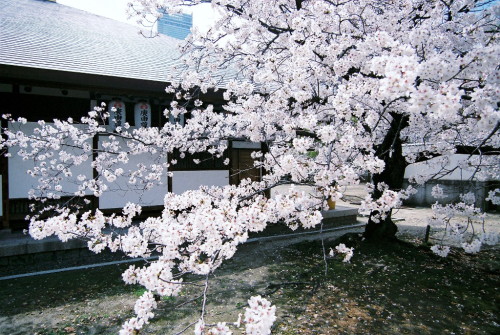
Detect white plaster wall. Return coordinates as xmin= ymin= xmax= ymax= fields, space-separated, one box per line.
xmin=8 ymin=122 xmax=93 ymax=198
xmin=99 ymin=177 xmax=168 ymax=209
xmin=98 ymin=134 xmax=168 ymax=209
xmin=404 ymin=154 xmax=487 ymax=181
xmin=172 ymin=170 xmax=229 ymax=194
xmin=232 ymin=141 xmax=261 ymax=149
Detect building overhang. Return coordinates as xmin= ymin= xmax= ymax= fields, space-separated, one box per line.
xmin=0 ymin=64 xmax=224 ymax=102
xmin=0 ymin=64 xmax=170 ymax=97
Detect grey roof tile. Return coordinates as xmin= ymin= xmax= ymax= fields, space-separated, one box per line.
xmin=0 ymin=0 xmax=232 ymax=87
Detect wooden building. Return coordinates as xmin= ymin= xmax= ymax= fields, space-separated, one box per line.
xmin=0 ymin=0 xmax=262 ymax=230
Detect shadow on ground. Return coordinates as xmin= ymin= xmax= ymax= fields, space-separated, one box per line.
xmin=0 ymin=226 xmax=498 ymax=335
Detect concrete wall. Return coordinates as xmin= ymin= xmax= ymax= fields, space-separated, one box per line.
xmin=403 ymin=154 xmax=497 ymax=209
xmin=404 ymin=154 xmax=480 ymax=181
xmin=172 ymin=170 xmax=229 ymax=194
xmin=403 ymin=179 xmax=490 ymax=209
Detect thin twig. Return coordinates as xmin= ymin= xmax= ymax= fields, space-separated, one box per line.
xmin=174 ymin=294 xmax=204 ymax=309
xmin=320 ymin=221 xmax=328 ymax=276
xmin=172 ymin=321 xmax=198 ymax=335
xmin=200 ymin=273 xmax=210 ymax=323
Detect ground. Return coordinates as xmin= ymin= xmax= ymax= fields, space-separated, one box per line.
xmin=0 ymin=186 xmax=498 ymax=335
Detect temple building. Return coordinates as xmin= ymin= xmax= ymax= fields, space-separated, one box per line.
xmin=0 ymin=0 xmax=262 ymax=231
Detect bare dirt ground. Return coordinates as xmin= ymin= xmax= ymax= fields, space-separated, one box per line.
xmin=0 ymin=225 xmax=367 ymax=335
xmin=0 ymin=184 xmax=498 ymax=335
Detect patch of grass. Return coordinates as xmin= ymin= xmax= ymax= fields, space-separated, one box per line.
xmin=35 ymin=331 xmax=67 ymax=335
xmin=162 ymin=295 xmax=175 ymax=302
xmin=133 ymin=286 xmax=147 ymax=297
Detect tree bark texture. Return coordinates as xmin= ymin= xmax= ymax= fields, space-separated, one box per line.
xmin=364 ymin=113 xmax=409 ymax=242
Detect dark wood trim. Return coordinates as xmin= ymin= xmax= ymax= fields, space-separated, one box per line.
xmin=261 ymin=141 xmax=270 ymax=198
xmin=100 ymin=205 xmax=163 ymax=219
xmin=1 ymin=117 xmax=9 ymax=229
xmin=168 ymin=175 xmax=173 ymax=193
xmin=92 ymin=133 xmax=99 ymax=212
xmin=0 ymin=65 xmax=168 ymax=97
xmin=229 ymin=143 xmax=264 ymax=186
xmin=228 ymin=140 xmax=236 ymax=185
xmin=0 ymin=65 xmax=224 ymax=103
xmin=1 ymin=159 xmax=7 ymax=230
xmin=0 ymin=85 xmax=19 ymax=229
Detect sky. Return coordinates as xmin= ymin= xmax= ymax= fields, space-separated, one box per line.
xmin=57 ymin=0 xmax=217 ymax=31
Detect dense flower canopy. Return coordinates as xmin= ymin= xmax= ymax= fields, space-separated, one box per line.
xmin=2 ymin=0 xmax=499 ymax=333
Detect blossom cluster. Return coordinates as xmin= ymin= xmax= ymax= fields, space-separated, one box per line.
xmin=330 ymin=243 xmax=355 ymax=263
xmin=244 ymin=296 xmax=276 ymax=335
xmin=119 ymin=291 xmax=158 ymax=335
xmin=194 ymin=320 xmax=233 ymax=335
xmin=429 ymin=197 xmax=498 ymax=256
xmin=360 ymin=185 xmax=416 ymax=223
xmin=191 ymin=296 xmax=275 ymax=335
xmin=1 ymin=0 xmax=499 ymax=332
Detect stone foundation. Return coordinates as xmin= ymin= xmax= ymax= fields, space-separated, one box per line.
xmin=1 ymin=206 xmax=361 ymax=277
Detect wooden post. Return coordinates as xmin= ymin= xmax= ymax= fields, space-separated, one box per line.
xmin=0 ymin=85 xmax=16 ymax=230
xmin=424 ymin=225 xmax=431 ymax=244
xmin=261 ymin=141 xmax=270 ymax=199
xmin=167 ymin=174 xmax=173 ymax=193
xmin=90 ymin=98 xmax=99 ymax=213
xmin=1 ymin=122 xmax=9 ymax=230
xmin=228 ymin=140 xmax=237 ymax=185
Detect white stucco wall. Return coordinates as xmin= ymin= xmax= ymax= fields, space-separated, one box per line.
xmin=98 ymin=177 xmax=168 ymax=209
xmin=172 ymin=170 xmax=229 ymax=194
xmin=97 ymin=134 xmax=168 ymax=209
xmin=232 ymin=141 xmax=261 ymax=149
xmin=404 ymin=154 xmax=487 ymax=181
xmin=6 ymin=123 xmax=234 ymax=215
xmin=8 ymin=122 xmax=93 ymax=199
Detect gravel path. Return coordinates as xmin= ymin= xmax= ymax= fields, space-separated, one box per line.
xmin=338 ymin=184 xmax=500 ymax=247
xmin=274 ymin=183 xmax=500 ymax=247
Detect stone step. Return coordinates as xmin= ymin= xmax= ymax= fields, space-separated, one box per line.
xmin=0 ymin=206 xmax=361 ymax=277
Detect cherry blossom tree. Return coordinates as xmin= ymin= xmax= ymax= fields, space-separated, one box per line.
xmin=131 ymin=0 xmax=499 ymax=240
xmin=2 ymin=0 xmax=499 ymax=333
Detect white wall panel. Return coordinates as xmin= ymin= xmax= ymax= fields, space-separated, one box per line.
xmin=405 ymin=154 xmax=482 ymax=181
xmin=172 ymin=170 xmax=229 ymax=194
xmin=8 ymin=122 xmax=93 ymax=198
xmin=98 ymin=135 xmax=168 ymax=209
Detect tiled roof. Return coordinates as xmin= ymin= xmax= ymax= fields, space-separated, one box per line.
xmin=0 ymin=0 xmax=231 ymax=87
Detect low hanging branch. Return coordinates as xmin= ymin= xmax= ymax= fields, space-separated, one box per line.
xmin=2 ymin=1 xmax=499 ymax=334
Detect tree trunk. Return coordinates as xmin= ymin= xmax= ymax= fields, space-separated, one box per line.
xmin=364 ymin=210 xmax=398 ymax=242
xmin=363 ymin=113 xmax=409 ymax=242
